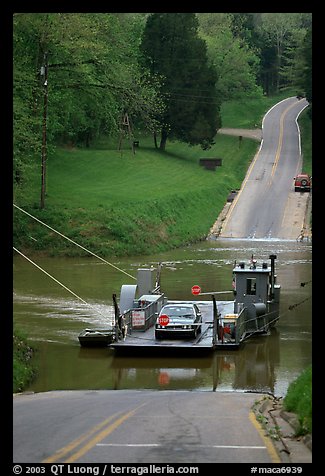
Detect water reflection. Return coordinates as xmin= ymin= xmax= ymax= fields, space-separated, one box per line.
xmin=29 ymin=328 xmax=280 ymax=394
xmin=108 ymin=329 xmax=280 ymax=393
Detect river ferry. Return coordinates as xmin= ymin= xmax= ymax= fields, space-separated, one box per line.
xmin=78 ymin=254 xmax=281 ymax=353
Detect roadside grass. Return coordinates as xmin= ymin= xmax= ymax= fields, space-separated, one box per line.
xmin=13 ymin=327 xmax=37 ymax=393
xmin=283 ymin=366 xmax=312 ymax=435
xmin=297 ymin=108 xmax=312 ymax=175
xmin=221 ymin=88 xmax=297 ymax=128
xmin=297 ymin=108 xmax=312 ymax=232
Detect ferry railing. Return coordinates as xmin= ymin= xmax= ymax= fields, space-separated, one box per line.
xmin=235 ymin=307 xmax=247 ymax=345
xmin=116 ymin=300 xmax=160 ymax=339
xmin=212 ymin=296 xmax=219 ymax=347
xmin=130 ymin=300 xmax=158 ymax=332
xmin=234 ymin=308 xmax=279 ymax=344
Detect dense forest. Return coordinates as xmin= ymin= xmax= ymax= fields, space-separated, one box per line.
xmin=13 ymin=12 xmax=312 ymax=203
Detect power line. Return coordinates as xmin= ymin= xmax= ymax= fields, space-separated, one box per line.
xmin=13 ymin=247 xmax=89 ymax=305
xmin=164 ymin=92 xmax=217 ymax=99
xmin=13 ymin=247 xmax=114 ymax=323
xmin=13 ymin=204 xmax=136 ymax=281
xmin=166 ymin=97 xmax=220 ymax=105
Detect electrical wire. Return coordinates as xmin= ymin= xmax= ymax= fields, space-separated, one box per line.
xmin=14 ymin=247 xmax=87 ymax=305
xmin=13 ymin=204 xmax=136 ymax=280
xmin=13 ymin=246 xmax=114 ymax=323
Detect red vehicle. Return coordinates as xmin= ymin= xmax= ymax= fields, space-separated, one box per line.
xmin=294 ymin=173 xmax=311 ymax=192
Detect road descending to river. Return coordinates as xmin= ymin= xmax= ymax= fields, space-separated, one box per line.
xmin=220 ymin=97 xmax=309 ymax=240
xmin=13 ymin=390 xmax=280 ymax=464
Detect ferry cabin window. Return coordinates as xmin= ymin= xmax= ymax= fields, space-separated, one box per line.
xmin=246 ymin=278 xmax=256 ymax=295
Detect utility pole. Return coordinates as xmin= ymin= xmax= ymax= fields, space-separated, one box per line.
xmin=40 ymin=50 xmax=48 ymax=209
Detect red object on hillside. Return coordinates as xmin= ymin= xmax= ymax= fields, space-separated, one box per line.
xmin=191 ymin=285 xmax=201 ymax=295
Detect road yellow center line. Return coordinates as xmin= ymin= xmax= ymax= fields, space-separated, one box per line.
xmin=222 ymin=99 xmax=300 ymax=235
xmin=249 ymin=411 xmax=281 ymax=463
xmin=268 ymin=101 xmax=298 ymax=185
xmin=64 ymin=405 xmax=143 ymax=463
xmin=42 ymin=412 xmax=123 ymax=463
xmin=42 ymin=402 xmax=146 ymax=463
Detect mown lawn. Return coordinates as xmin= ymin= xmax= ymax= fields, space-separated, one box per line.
xmin=14 ymin=134 xmax=259 ymax=256
xmin=24 ymin=134 xmax=257 ymax=207
xmin=221 ymin=89 xmax=298 ymax=128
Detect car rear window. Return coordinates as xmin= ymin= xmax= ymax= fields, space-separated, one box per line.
xmin=163 ymin=307 xmax=194 ymax=317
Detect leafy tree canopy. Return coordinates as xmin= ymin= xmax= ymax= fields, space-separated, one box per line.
xmin=197 ymin=13 xmax=263 ymax=101
xmin=13 ymin=13 xmax=162 ymax=198
xmin=13 ymin=11 xmax=312 ymax=201
xmin=140 ymin=13 xmax=221 ymax=150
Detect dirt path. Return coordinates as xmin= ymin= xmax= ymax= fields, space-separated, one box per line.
xmin=218 ymin=127 xmax=262 ymax=141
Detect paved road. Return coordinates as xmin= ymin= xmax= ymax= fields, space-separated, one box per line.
xmin=13 ymin=390 xmax=280 ymax=464
xmin=220 ymin=97 xmax=309 ymax=239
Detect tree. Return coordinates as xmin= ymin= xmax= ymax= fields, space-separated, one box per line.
xmin=302 ymin=28 xmax=312 ymax=105
xmin=140 ymin=13 xmax=221 ymax=150
xmin=40 ymin=13 xmax=160 ymax=147
xmin=13 ymin=14 xmax=48 ymax=205
xmin=13 ymin=13 xmax=162 ymax=205
xmin=198 ymin=13 xmax=263 ymax=101
xmin=256 ymin=13 xmax=311 ymax=94
xmin=294 ymin=27 xmax=312 ymax=118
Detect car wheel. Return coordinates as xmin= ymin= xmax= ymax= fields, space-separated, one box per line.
xmin=155 ymin=331 xmax=162 ymax=340
xmin=301 ymin=179 xmax=308 ymax=186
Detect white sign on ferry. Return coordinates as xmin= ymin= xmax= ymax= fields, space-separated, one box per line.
xmin=132 ymin=310 xmax=145 ymax=327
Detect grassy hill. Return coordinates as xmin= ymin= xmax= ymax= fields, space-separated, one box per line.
xmin=14 ymin=134 xmax=259 ymax=257
xmin=13 ymin=90 xmax=311 ymax=258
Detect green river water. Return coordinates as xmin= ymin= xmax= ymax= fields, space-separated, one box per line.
xmin=13 ymin=238 xmax=312 ymax=396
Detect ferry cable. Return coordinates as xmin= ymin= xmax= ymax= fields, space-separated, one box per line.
xmin=288 ymin=296 xmax=311 ymax=311
xmin=13 ymin=204 xmax=136 ymax=281
xmin=301 ymin=280 xmax=312 ymax=287
xmin=13 ymin=246 xmax=114 ymax=323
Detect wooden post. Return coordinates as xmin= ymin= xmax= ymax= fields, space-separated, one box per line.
xmin=212 ymin=295 xmax=219 ymax=347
